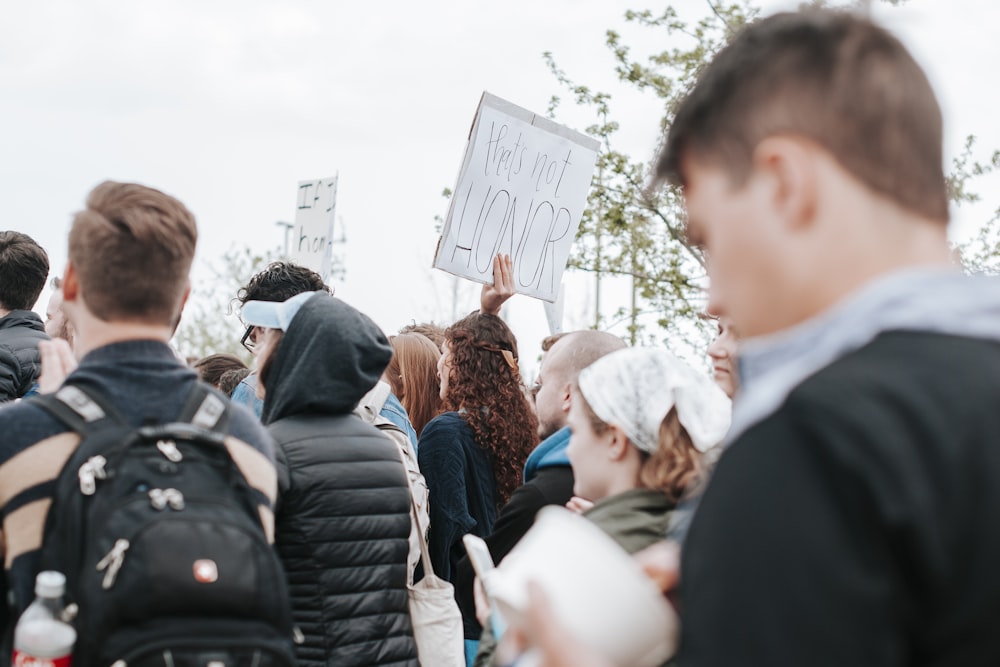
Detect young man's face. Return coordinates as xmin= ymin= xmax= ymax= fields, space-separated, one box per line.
xmin=683 ymin=159 xmax=791 ymax=339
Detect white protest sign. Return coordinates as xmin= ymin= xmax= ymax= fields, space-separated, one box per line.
xmin=543 ymin=283 xmax=565 ymax=335
xmin=434 ymin=93 xmax=599 ymax=302
xmin=289 ymin=176 xmax=338 ymax=281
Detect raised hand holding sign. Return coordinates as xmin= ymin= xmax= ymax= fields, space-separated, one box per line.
xmin=435 ymin=93 xmax=599 ymax=302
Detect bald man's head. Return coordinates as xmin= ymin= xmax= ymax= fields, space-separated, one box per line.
xmin=534 ymin=330 xmax=626 ymax=439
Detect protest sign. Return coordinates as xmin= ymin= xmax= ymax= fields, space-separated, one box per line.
xmin=543 ymin=283 xmax=565 ymax=335
xmin=289 ymin=176 xmax=338 ymax=281
xmin=434 ymin=93 xmax=599 ymax=302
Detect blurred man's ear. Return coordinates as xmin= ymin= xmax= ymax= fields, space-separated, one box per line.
xmin=753 ymin=136 xmax=819 ymax=233
xmin=62 ymin=263 xmax=79 ymax=302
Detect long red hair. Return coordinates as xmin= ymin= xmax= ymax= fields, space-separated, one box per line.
xmin=387 ymin=333 xmax=442 ymax=437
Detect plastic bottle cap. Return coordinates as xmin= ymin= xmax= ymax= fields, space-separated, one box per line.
xmin=35 ymin=571 xmax=66 ymax=598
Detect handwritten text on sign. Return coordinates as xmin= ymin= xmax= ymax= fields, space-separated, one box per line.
xmin=290 ymin=176 xmax=338 ymax=281
xmin=434 ymin=94 xmax=598 ymax=302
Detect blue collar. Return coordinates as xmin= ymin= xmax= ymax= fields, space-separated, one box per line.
xmin=523 ymin=426 xmax=571 ymax=482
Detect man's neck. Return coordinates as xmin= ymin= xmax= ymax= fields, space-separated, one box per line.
xmin=74 ymin=321 xmax=174 ymax=359
xmin=783 ymin=194 xmax=953 ymax=335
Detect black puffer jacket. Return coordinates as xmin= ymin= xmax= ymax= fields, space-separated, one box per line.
xmin=0 ymin=310 xmax=48 ymax=401
xmin=262 ymin=293 xmax=418 ymax=667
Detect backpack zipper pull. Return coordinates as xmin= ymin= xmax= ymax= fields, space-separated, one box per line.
xmin=164 ymin=488 xmax=185 ymax=511
xmin=156 ymin=439 xmax=183 ymax=462
xmin=78 ymin=455 xmax=108 ymax=495
xmin=96 ymin=538 xmax=130 ymax=589
xmin=149 ymin=488 xmax=167 ymax=510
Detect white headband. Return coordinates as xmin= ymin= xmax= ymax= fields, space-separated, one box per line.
xmin=577 ymin=347 xmax=731 ymax=454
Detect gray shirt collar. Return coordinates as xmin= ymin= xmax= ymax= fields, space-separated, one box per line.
xmin=730 ymin=267 xmax=1000 ymax=441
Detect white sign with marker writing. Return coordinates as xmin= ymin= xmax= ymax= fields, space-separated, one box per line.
xmin=434 ymin=93 xmax=599 ymax=302
xmin=290 ymin=175 xmax=338 ymax=281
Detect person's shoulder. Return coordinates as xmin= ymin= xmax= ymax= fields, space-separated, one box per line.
xmin=422 ymin=411 xmax=468 ymax=436
xmin=792 ymin=331 xmax=1000 ymax=419
xmin=225 ymin=399 xmax=276 ymax=463
xmin=502 ymin=478 xmax=549 ymax=516
xmin=525 ymin=465 xmax=575 ymax=505
xmin=0 ymin=398 xmax=71 ymax=461
xmin=418 ymin=412 xmax=472 ymax=459
xmin=731 ymin=331 xmax=1000 ymax=479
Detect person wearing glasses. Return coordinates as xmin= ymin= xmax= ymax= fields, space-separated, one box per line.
xmin=234 ymin=262 xmax=422 ymax=449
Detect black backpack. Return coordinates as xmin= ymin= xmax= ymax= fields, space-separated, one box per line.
xmin=29 ymin=382 xmax=297 ymax=667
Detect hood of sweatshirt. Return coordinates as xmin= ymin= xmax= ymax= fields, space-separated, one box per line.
xmin=261 ymin=293 xmax=392 ymax=424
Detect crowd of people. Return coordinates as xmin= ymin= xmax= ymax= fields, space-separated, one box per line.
xmin=1 ymin=7 xmax=999 ymax=667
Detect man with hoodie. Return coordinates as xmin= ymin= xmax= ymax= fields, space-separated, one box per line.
xmin=454 ymin=330 xmax=625 ymax=653
xmin=233 ymin=261 xmax=422 ymax=448
xmin=242 ymin=290 xmax=419 ymax=667
xmin=0 ymin=231 xmax=50 ymax=401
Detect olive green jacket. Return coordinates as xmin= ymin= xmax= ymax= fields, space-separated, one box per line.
xmin=473 ymin=488 xmax=675 ymax=667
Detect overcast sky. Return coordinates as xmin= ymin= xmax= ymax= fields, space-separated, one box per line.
xmin=2 ymin=0 xmax=997 ymax=369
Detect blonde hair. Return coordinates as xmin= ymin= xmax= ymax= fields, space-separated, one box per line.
xmin=637 ymin=408 xmax=705 ymax=503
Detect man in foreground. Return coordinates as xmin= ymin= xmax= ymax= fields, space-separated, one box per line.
xmin=522 ymin=8 xmax=1000 ymax=666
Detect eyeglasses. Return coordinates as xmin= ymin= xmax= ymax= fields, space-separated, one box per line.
xmin=240 ymin=325 xmax=257 ymax=353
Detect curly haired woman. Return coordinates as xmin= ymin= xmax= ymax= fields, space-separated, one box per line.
xmin=417 ymin=312 xmax=538 ymax=654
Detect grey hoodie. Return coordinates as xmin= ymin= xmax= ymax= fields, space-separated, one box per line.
xmin=261 ymin=293 xmax=393 ymax=425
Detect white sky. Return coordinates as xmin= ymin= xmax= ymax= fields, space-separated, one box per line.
xmin=2 ymin=0 xmax=998 ymax=371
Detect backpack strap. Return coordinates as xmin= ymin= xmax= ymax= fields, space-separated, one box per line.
xmin=177 ymin=382 xmax=232 ymax=433
xmin=33 ymin=382 xmax=232 ymax=437
xmin=355 ymin=381 xmax=392 ymax=424
xmin=31 ymin=384 xmax=128 ymax=436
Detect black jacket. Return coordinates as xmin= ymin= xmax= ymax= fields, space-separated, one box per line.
xmin=263 ymin=293 xmax=418 ymax=667
xmin=0 ymin=310 xmax=48 ymax=401
xmin=681 ymin=332 xmax=1000 ymax=666
xmin=454 ymin=465 xmax=574 ymax=638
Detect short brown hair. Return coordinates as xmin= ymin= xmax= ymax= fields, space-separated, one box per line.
xmin=69 ymin=181 xmax=198 ymax=324
xmin=399 ymin=322 xmax=446 ymax=350
xmin=193 ymin=353 xmax=249 ymax=388
xmin=0 ymin=232 xmax=49 ymax=311
xmin=218 ymin=367 xmax=251 ymax=397
xmin=656 ymin=9 xmax=948 ymax=223
xmin=540 ymin=333 xmax=566 ymax=353
xmin=638 ymin=409 xmax=705 ymax=503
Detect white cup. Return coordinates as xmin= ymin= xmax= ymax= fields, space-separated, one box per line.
xmin=485 ymin=506 xmax=677 ymax=667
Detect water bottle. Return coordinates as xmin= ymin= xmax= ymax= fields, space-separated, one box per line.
xmin=12 ymin=571 xmax=76 ymax=667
